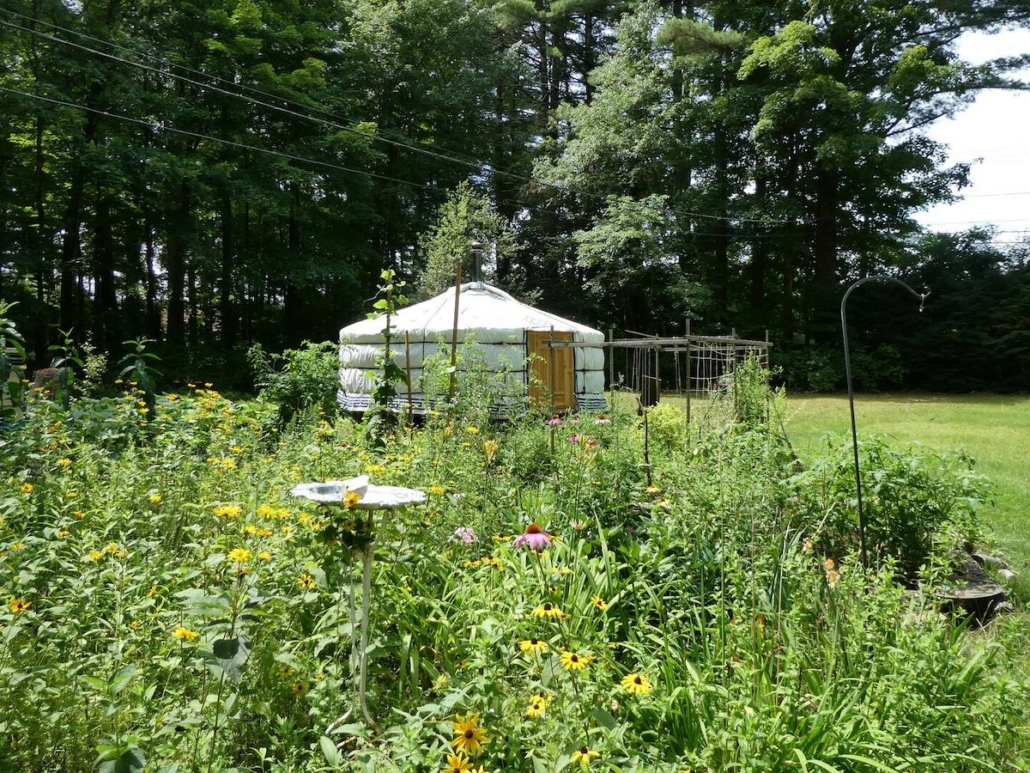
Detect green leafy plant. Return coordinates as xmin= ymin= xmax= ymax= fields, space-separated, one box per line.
xmin=248 ymin=341 xmax=340 ymax=425
xmin=0 ymin=300 xmax=27 ymax=422
xmin=364 ymin=269 xmax=409 ymax=443
xmin=118 ymin=339 xmax=161 ymax=422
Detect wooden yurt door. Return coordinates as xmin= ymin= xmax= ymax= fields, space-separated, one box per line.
xmin=528 ymin=330 xmax=575 ymax=410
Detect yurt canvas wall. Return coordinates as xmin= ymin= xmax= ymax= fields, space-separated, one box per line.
xmin=338 ymin=283 xmax=606 ymax=414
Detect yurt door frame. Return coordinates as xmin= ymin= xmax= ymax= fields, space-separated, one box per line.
xmin=528 ymin=330 xmax=575 ymax=410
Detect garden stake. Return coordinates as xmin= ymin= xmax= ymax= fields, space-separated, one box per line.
xmin=841 ymin=276 xmax=928 ymax=569
xmin=448 ymin=260 xmax=462 ymax=403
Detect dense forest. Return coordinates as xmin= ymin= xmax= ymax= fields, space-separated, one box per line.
xmin=1 ymin=0 xmax=1029 ymax=392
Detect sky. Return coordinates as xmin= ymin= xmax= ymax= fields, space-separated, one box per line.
xmin=916 ymin=28 xmax=1030 ymax=246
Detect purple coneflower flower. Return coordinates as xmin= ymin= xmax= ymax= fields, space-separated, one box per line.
xmin=595 ymin=414 xmax=610 ymax=425
xmin=569 ymin=417 xmax=580 ymax=425
xmin=547 ymin=416 xmax=563 ymax=426
xmin=513 ymin=523 xmax=551 ymax=550
xmin=451 ymin=526 xmax=477 ymax=544
xmin=568 ymin=434 xmax=579 ymax=444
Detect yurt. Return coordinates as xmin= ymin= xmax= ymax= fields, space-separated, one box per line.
xmin=338 ymin=282 xmax=606 ymax=414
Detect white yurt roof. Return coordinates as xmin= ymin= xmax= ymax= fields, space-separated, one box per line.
xmin=340 ymin=282 xmax=603 ymax=342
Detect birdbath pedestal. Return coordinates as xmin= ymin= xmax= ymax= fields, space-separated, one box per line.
xmin=289 ymin=478 xmax=426 ymax=727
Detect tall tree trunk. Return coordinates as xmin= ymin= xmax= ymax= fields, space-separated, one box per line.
xmin=143 ymin=207 xmax=161 ymax=341
xmin=241 ymin=202 xmax=252 ymax=340
xmin=782 ymin=245 xmax=794 ymax=345
xmin=583 ymin=12 xmax=595 ymax=104
xmin=59 ymin=163 xmax=86 ymax=335
xmin=549 ymin=22 xmax=563 ymax=110
xmin=283 ymin=184 xmax=303 ymax=346
xmin=813 ymin=164 xmax=838 ymax=341
xmin=220 ymin=193 xmax=236 ymax=348
xmin=536 ymin=13 xmax=550 ymax=124
xmin=710 ymin=59 xmax=729 ymax=320
xmin=814 ymin=164 xmax=837 ymax=289
xmin=166 ymin=180 xmax=191 ymax=346
xmin=750 ymin=176 xmax=766 ymax=313
xmin=187 ymin=263 xmax=199 ymax=348
xmin=93 ymin=191 xmax=120 ymax=354
xmin=34 ymin=115 xmax=48 ymax=362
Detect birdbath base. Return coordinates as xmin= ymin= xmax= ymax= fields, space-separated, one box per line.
xmin=290 ymin=478 xmax=426 ymax=727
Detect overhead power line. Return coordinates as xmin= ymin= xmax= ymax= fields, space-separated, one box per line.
xmin=4 ymin=83 xmax=1021 ymax=248
xmin=959 ymin=190 xmax=1030 ymax=198
xmin=0 ymin=83 xmax=806 ymax=240
xmin=0 ymin=84 xmax=450 ymax=193
xmin=0 ymin=8 xmax=488 ymax=175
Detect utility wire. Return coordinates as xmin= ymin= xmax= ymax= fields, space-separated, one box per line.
xmin=0 ymin=8 xmax=807 ymax=228
xmin=14 ymin=8 xmax=1019 ymax=237
xmin=959 ymin=190 xmax=1030 ymax=198
xmin=3 ymin=81 xmax=1021 ymax=249
xmin=0 ymin=84 xmax=450 ymax=193
xmin=0 ymin=8 xmax=486 ymax=173
xmin=0 ymin=80 xmax=795 ymax=239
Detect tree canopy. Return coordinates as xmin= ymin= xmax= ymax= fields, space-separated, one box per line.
xmin=0 ymin=0 xmax=1028 ymax=390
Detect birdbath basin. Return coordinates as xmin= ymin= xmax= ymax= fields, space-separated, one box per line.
xmin=289 ymin=475 xmax=369 ymax=503
xmin=289 ymin=475 xmax=425 ymax=728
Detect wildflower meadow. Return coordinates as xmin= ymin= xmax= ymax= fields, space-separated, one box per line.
xmin=1 ymin=330 xmax=1028 ymax=772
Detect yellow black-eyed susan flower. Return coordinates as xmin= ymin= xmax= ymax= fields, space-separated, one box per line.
xmin=449 ymin=712 xmax=488 ymax=756
xmin=620 ymin=673 xmax=653 ymax=695
xmin=519 ymin=638 xmax=549 ymax=655
xmin=441 ymin=752 xmax=473 ymax=773
xmin=559 ymin=650 xmax=594 ymax=672
xmin=571 ymin=746 xmax=600 ymax=768
xmin=531 ymin=602 xmax=565 ymax=620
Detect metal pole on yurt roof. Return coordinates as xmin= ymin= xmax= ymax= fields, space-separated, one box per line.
xmin=471 ymin=241 xmax=483 ymax=287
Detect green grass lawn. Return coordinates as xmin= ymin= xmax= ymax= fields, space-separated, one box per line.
xmin=781 ymin=394 xmax=1030 ymax=572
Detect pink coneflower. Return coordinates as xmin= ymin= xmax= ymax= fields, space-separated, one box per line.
xmin=451 ymin=527 xmax=478 ymax=544
xmin=595 ymin=414 xmax=610 ymax=425
xmin=568 ymin=434 xmax=579 ymax=444
xmin=569 ymin=417 xmax=580 ymax=425
xmin=547 ymin=416 xmax=563 ymax=426
xmin=513 ymin=522 xmax=551 ymax=550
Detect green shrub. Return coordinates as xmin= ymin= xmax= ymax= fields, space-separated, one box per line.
xmin=645 ymin=403 xmax=686 ymax=453
xmin=247 ymin=341 xmax=339 ymax=425
xmin=794 ymin=435 xmax=989 ymax=579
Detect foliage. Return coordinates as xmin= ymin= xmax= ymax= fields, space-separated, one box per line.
xmin=1 ymin=367 xmax=1026 ymax=771
xmin=643 ymin=402 xmax=687 ymax=454
xmin=794 ymin=436 xmax=990 ymax=580
xmin=0 ymin=300 xmax=27 ymax=422
xmin=117 ymin=339 xmax=161 ymax=421
xmin=363 ymin=269 xmax=409 ymax=444
xmin=1 ymin=0 xmax=1027 ymax=392
xmin=417 ymin=182 xmax=519 ymax=298
xmin=248 ymin=340 xmax=340 ymax=425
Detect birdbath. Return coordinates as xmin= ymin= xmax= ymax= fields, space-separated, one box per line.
xmin=290 ymin=475 xmax=426 ymax=727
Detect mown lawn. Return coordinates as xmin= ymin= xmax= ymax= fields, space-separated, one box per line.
xmin=781 ymin=394 xmax=1030 ymax=572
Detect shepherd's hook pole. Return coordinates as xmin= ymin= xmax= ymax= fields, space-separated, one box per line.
xmin=841 ymin=275 xmax=928 ymax=570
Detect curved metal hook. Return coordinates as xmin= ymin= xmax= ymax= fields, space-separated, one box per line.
xmin=840 ymin=275 xmax=928 ymax=571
